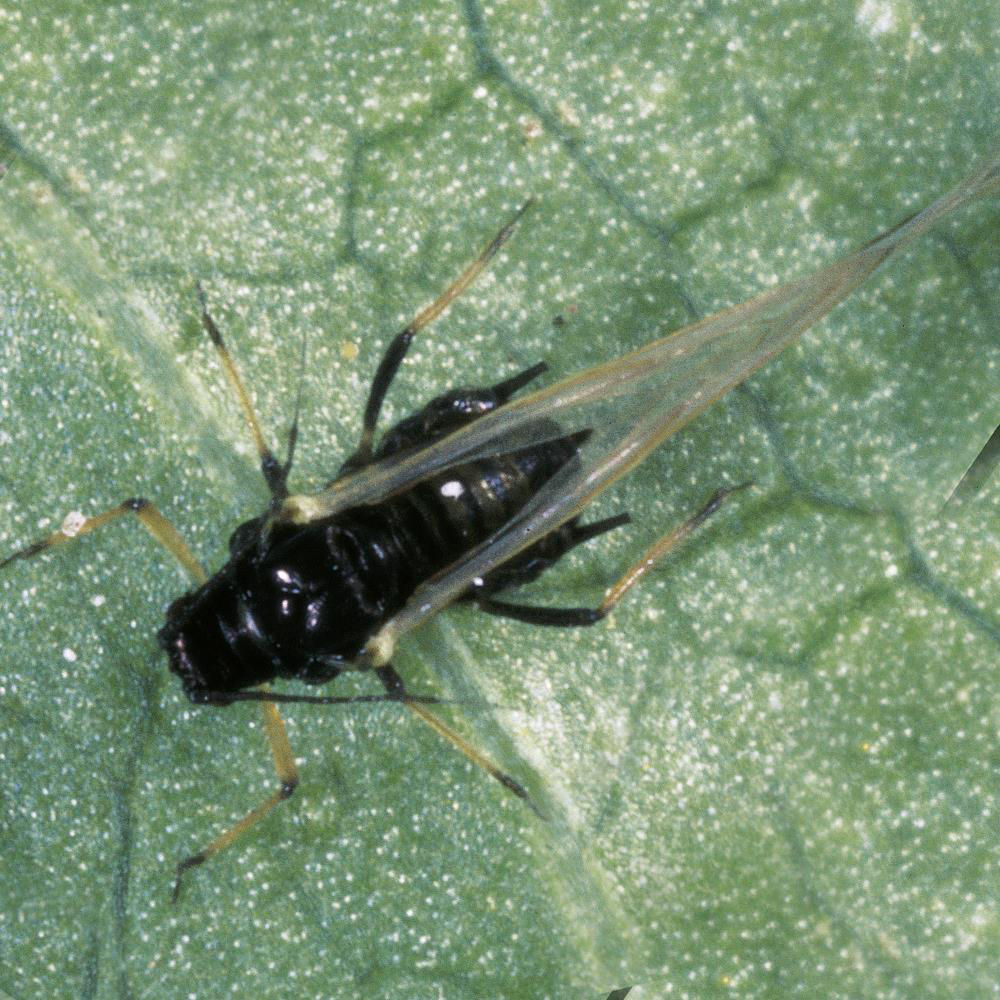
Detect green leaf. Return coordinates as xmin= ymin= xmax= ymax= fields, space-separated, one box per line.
xmin=1 ymin=3 xmax=998 ymax=998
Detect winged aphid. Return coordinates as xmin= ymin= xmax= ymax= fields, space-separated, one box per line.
xmin=4 ymin=148 xmax=998 ymax=898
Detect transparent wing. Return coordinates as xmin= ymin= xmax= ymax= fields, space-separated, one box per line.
xmin=279 ymin=148 xmax=1000 ymax=661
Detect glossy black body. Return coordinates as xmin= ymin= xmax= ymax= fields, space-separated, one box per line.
xmin=158 ymin=382 xmax=586 ymax=703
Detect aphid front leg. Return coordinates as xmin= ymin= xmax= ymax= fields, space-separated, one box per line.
xmin=172 ymin=697 xmax=299 ymax=903
xmin=0 ymin=497 xmax=307 ymax=901
xmin=474 ymin=484 xmax=751 ymax=627
xmin=375 ymin=664 xmax=545 ymax=819
xmin=1 ymin=497 xmax=206 ymax=583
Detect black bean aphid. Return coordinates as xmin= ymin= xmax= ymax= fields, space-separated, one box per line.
xmin=160 ymin=374 xmax=599 ymax=701
xmin=4 ymin=148 xmax=998 ymax=900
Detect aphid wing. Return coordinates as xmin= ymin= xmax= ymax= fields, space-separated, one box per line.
xmin=285 ymin=146 xmax=1000 ymax=538
xmin=352 ymin=148 xmax=1000 ymax=654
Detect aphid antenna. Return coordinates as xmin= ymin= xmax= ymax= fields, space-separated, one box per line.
xmin=195 ymin=280 xmax=289 ymax=498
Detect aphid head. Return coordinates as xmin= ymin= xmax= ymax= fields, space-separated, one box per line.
xmin=157 ymin=574 xmax=278 ymax=704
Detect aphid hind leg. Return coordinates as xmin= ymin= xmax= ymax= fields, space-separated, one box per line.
xmin=0 ymin=497 xmax=207 ymax=584
xmin=172 ymin=697 xmax=300 ymax=903
xmin=475 ymin=484 xmax=751 ymax=627
xmin=345 ymin=200 xmax=534 ymax=468
xmin=375 ymin=664 xmax=545 ymax=819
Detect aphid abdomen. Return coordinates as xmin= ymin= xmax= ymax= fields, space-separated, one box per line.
xmin=393 ymin=434 xmax=585 ymax=551
xmin=280 ymin=436 xmax=587 ymax=683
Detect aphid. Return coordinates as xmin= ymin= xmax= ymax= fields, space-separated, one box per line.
xmin=3 ymin=148 xmax=998 ymax=901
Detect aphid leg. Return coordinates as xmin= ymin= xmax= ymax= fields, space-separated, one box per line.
xmin=346 ymin=199 xmax=534 ymax=468
xmin=196 ymin=283 xmax=289 ymax=498
xmin=172 ymin=696 xmax=299 ymax=903
xmin=375 ymin=664 xmax=546 ymax=820
xmin=475 ymin=484 xmax=751 ymax=627
xmin=0 ymin=497 xmax=206 ymax=584
xmin=0 ymin=497 xmax=303 ymax=902
xmin=460 ymin=511 xmax=631 ymax=603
